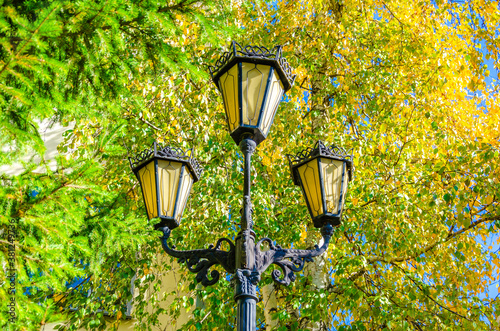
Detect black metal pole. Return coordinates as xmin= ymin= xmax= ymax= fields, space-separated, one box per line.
xmin=234 ymin=137 xmax=257 ymax=331
xmin=154 ymin=137 xmax=338 ymax=329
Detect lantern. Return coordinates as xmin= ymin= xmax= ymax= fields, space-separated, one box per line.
xmin=129 ymin=142 xmax=203 ymax=229
xmin=288 ymin=141 xmax=353 ymax=228
xmin=209 ymin=41 xmax=296 ymax=145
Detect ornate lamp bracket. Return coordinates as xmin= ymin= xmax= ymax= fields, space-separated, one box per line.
xmin=252 ymin=223 xmax=334 ymax=286
xmin=159 ymin=227 xmax=236 ymax=286
xmin=158 ymin=223 xmax=333 ymax=288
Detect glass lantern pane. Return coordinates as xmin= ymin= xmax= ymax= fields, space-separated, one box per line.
xmin=137 ymin=160 xmax=157 ymax=220
xmin=157 ymin=160 xmax=182 ymax=217
xmin=260 ymin=68 xmax=284 ymax=136
xmin=174 ymin=168 xmax=194 ymax=221
xmin=298 ymin=159 xmax=323 ymax=217
xmin=241 ymin=63 xmax=271 ymax=127
xmin=218 ymin=64 xmax=240 ymax=133
xmin=320 ymin=158 xmax=346 ymax=215
xmin=341 ymin=163 xmax=349 ymax=213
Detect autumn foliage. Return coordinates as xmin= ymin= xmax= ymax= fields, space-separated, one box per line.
xmin=0 ymin=0 xmax=499 ymax=330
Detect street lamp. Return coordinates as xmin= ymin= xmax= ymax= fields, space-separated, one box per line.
xmin=208 ymin=41 xmax=296 ymax=145
xmin=129 ymin=42 xmax=354 ymax=331
xmin=288 ymin=141 xmax=353 ymax=229
xmin=128 ymin=142 xmax=203 ymax=230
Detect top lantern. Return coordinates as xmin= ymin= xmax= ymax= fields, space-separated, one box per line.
xmin=209 ymin=41 xmax=296 ymax=145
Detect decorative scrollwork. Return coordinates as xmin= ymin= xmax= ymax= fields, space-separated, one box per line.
xmin=286 ymin=141 xmax=354 ymax=185
xmin=208 ymin=41 xmax=296 ymax=90
xmin=237 ymin=44 xmax=275 ymax=58
xmin=234 ymin=269 xmax=259 ymax=299
xmin=208 ymin=48 xmax=234 ymax=78
xmin=156 ymin=145 xmax=189 ymax=159
xmin=128 ymin=142 xmax=204 ymax=180
xmin=287 ymin=141 xmax=353 ymax=166
xmin=278 ymin=55 xmax=295 ymax=85
xmin=253 ymin=223 xmax=334 ymax=286
xmin=128 ymin=148 xmax=154 ymax=169
xmin=159 ymin=227 xmax=236 ymax=286
xmin=158 ymin=222 xmax=334 ymax=288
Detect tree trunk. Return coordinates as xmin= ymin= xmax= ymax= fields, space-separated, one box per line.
xmin=261 ymin=283 xmax=278 ymax=330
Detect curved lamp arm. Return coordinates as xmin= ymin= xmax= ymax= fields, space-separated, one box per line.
xmin=159 ymin=227 xmax=236 ymax=286
xmin=254 ymin=223 xmax=334 ymax=286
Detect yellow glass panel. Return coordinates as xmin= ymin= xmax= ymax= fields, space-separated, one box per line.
xmin=321 ymin=158 xmax=346 ymax=214
xmin=137 ymin=160 xmax=157 ymax=220
xmin=298 ymin=159 xmax=323 ymax=217
xmin=242 ymin=63 xmax=271 ymax=126
xmin=157 ymin=160 xmax=182 ymax=217
xmin=174 ymin=169 xmax=194 ymax=221
xmin=219 ymin=64 xmax=240 ymax=133
xmin=260 ymin=68 xmax=284 ymax=136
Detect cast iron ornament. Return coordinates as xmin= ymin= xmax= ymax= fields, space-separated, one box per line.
xmin=208 ymin=41 xmax=296 ymax=91
xmin=159 ymin=227 xmax=236 ymax=286
xmin=129 ymin=142 xmax=204 ymax=182
xmin=158 ymin=222 xmax=335 ymax=287
xmin=287 ymin=140 xmax=354 ymax=186
xmin=128 ymin=42 xmax=355 ymax=331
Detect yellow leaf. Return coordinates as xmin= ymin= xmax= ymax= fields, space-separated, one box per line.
xmin=300 ymin=228 xmax=307 ymax=242
xmin=262 ymin=155 xmax=271 ymax=166
xmin=53 ymin=293 xmax=65 ymax=303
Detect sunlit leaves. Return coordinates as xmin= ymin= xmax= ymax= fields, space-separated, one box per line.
xmin=237 ymin=0 xmax=500 ymax=329
xmin=1 ymin=0 xmax=500 ymax=330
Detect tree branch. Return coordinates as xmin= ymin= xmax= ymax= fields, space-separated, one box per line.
xmin=0 ymin=5 xmax=60 ymax=77
xmin=367 ymin=215 xmax=500 ymax=264
xmin=391 ymin=262 xmax=470 ymax=321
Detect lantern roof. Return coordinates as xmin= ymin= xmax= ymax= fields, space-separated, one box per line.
xmin=287 ymin=141 xmax=354 ymax=185
xmin=208 ymin=41 xmax=297 ymax=92
xmin=128 ymin=142 xmax=204 ymax=182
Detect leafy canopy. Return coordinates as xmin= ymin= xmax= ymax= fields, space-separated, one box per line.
xmin=1 ymin=0 xmax=500 ymax=330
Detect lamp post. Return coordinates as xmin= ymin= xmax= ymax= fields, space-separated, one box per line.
xmin=129 ymin=42 xmax=354 ymax=331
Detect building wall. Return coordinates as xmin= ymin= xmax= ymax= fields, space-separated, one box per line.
xmin=41 ymin=258 xmax=194 ymax=331
xmin=0 ymin=119 xmax=74 ymax=176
